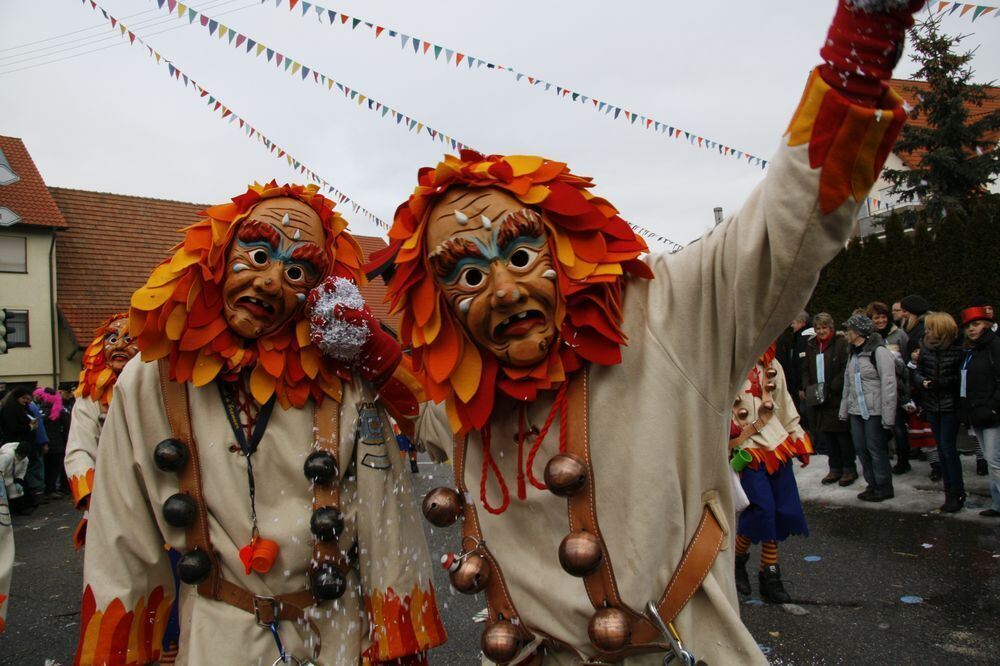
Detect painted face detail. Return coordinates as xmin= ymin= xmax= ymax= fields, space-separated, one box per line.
xmin=103 ymin=318 xmax=137 ymax=373
xmin=426 ymin=187 xmax=559 ymax=368
xmin=223 ymin=197 xmax=327 ymax=339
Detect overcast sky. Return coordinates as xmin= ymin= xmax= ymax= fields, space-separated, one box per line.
xmin=1 ymin=0 xmax=998 ymax=246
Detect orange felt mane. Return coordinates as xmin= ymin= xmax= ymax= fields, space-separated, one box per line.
xmin=371 ymin=150 xmax=653 ymax=433
xmin=129 ymin=181 xmax=365 ymax=409
xmin=75 ymin=313 xmax=128 ymax=409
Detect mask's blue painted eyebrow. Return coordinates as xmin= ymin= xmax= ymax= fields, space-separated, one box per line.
xmin=429 ymin=237 xmax=485 ymax=280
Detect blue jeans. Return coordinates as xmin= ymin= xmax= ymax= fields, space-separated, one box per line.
xmin=973 ymin=425 xmax=1000 ymax=511
xmin=849 ymin=414 xmax=893 ymax=495
xmin=926 ymin=412 xmax=964 ymax=494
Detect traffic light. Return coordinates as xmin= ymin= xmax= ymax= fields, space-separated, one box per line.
xmin=0 ymin=309 xmax=8 ymax=354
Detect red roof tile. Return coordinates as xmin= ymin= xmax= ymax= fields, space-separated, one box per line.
xmin=49 ymin=187 xmax=395 ymax=346
xmin=0 ymin=136 xmax=68 ymax=229
xmin=890 ymin=78 xmax=1000 ymax=171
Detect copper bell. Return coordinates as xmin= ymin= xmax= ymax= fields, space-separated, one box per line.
xmin=153 ymin=438 xmax=188 ymax=473
xmin=544 ymin=453 xmax=588 ymax=497
xmin=765 ymin=368 xmax=778 ymax=379
xmin=481 ymin=619 xmax=520 ymax=664
xmin=449 ymin=553 xmax=491 ymax=594
xmin=312 ymin=562 xmax=346 ymax=600
xmin=764 ymin=382 xmax=777 ymax=392
xmin=177 ymin=548 xmax=212 ymax=585
xmin=310 ymin=506 xmax=345 ymax=541
xmin=422 ymin=487 xmax=464 ymax=528
xmin=588 ymin=606 xmax=631 ymax=652
xmin=761 ymin=401 xmax=774 ymax=412
xmin=303 ymin=451 xmax=338 ymax=484
xmin=162 ymin=493 xmax=198 ymax=528
xmin=558 ymin=530 xmax=603 ymax=576
xmin=736 ymin=408 xmax=750 ymax=420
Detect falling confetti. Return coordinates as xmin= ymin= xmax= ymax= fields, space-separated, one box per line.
xmin=900 ymin=595 xmax=924 ymax=604
xmin=803 ymin=555 xmax=822 ymax=562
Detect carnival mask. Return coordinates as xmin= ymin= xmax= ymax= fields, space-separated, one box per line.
xmin=223 ymin=197 xmax=328 ymax=339
xmin=104 ymin=317 xmax=138 ymax=373
xmin=426 ymin=187 xmax=559 ymax=368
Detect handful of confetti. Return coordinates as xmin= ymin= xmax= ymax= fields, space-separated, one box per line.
xmin=307 ymin=277 xmax=371 ymax=362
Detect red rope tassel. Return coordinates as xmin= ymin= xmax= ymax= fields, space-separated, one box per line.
xmin=525 ymin=383 xmax=568 ymax=491
xmin=516 ymin=407 xmax=528 ymax=500
xmin=479 ymin=425 xmax=510 ymax=515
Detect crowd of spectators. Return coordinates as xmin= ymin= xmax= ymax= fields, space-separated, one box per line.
xmin=778 ymin=295 xmax=1000 ymax=517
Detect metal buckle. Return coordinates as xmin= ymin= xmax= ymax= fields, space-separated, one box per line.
xmin=253 ymin=595 xmax=278 ymax=627
xmin=644 ymin=601 xmax=698 ymax=666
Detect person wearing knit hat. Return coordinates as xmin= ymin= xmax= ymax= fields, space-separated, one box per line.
xmin=900 ymin=295 xmax=931 ymax=360
xmin=959 ymin=303 xmax=1000 ymax=518
xmin=839 ymin=314 xmax=898 ymax=502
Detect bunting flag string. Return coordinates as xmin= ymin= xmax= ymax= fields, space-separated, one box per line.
xmin=931 ymin=2 xmax=999 ymax=21
xmin=146 ymin=0 xmax=469 ymax=152
xmin=259 ymin=0 xmax=770 ymax=171
xmin=79 ymin=0 xmax=390 ymax=229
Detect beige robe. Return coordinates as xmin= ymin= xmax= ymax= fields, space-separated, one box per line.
xmin=64 ymin=396 xmax=103 ymax=509
xmin=0 ymin=444 xmax=14 ymax=633
xmin=734 ymin=358 xmax=809 ymax=455
xmin=416 ymin=73 xmax=902 ymax=664
xmin=78 ymin=357 xmax=442 ymax=665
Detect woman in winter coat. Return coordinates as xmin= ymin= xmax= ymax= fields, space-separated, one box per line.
xmin=802 ymin=313 xmax=857 ymax=486
xmin=914 ymin=312 xmax=966 ymax=512
xmin=839 ymin=314 xmax=897 ymax=502
xmin=958 ymin=305 xmax=1000 ymax=518
xmin=868 ymin=301 xmax=911 ymax=473
xmin=1 ymin=389 xmax=34 ymax=449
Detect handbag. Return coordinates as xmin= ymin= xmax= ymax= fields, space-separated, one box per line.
xmin=804 ymin=382 xmax=826 ymax=407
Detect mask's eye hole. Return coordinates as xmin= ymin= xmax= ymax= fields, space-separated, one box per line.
xmin=459 ymin=267 xmax=485 ymax=289
xmin=123 ymin=336 xmax=134 ymax=345
xmin=106 ymin=333 xmax=119 ymax=345
xmin=285 ymin=265 xmax=305 ymax=282
xmin=249 ymin=249 xmax=269 ymax=266
xmin=508 ymin=247 xmax=539 ymax=270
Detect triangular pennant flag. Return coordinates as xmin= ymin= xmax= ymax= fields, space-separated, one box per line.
xmin=168 ymin=0 xmax=177 ymax=12
xmin=434 ymin=45 xmax=443 ymax=59
xmin=208 ymin=19 xmax=218 ymax=34
xmin=960 ymin=3 xmax=975 ymax=16
xmin=291 ymin=61 xmax=301 ymax=75
xmin=187 ymin=8 xmax=196 ymax=23
xmin=352 ymin=18 xmax=361 ymax=29
xmin=401 ymin=34 xmax=410 ymax=49
xmin=227 ymin=28 xmax=236 ymax=44
xmin=445 ymin=48 xmax=453 ymax=62
xmin=235 ymin=33 xmax=246 ymax=48
xmin=200 ymin=14 xmax=208 ymax=26
xmin=301 ymin=2 xmax=311 ymax=16
xmin=455 ymin=52 xmax=465 ymax=65
xmin=376 ymin=26 xmax=385 ymax=38
xmin=328 ymin=10 xmax=336 ymax=23
xmin=413 ymin=38 xmax=421 ymax=53
xmin=289 ymin=0 xmax=298 ymax=10
xmin=177 ymin=3 xmax=187 ymax=18
xmin=276 ymin=53 xmax=284 ymax=66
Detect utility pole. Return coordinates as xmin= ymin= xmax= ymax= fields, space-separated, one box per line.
xmin=713 ymin=207 xmax=724 ymax=226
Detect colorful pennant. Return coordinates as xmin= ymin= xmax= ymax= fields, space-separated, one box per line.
xmin=932 ymin=2 xmax=999 ymax=20
xmin=259 ymin=0 xmax=770 ymax=171
xmin=82 ymin=0 xmax=389 ymax=229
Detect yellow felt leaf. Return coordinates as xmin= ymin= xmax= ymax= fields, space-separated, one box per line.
xmin=521 ymin=185 xmax=550 ymax=205
xmin=505 ymin=155 xmax=543 ymax=176
xmin=566 ymin=258 xmax=598 ymax=280
xmin=423 ymin=303 xmax=442 ymax=344
xmin=168 ymin=248 xmax=200 ymax=272
xmin=445 ymin=399 xmax=462 ymax=434
xmin=300 ymin=346 xmax=321 ymax=379
xmin=165 ymin=305 xmax=187 ymax=341
xmin=593 ymin=263 xmax=623 ymax=276
xmin=140 ymin=335 xmax=173 ymax=361
xmin=550 ymin=227 xmax=576 ymax=267
xmin=192 ymin=348 xmax=223 ymax=387
xmin=249 ymin=363 xmax=277 ymax=404
xmin=144 ymin=264 xmax=181 ymax=289
xmin=296 ymin=318 xmax=311 ymax=348
xmin=131 ymin=284 xmax=175 ymax=311
xmin=450 ymin=339 xmax=482 ymax=403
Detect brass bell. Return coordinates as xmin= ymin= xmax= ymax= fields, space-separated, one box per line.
xmin=588 ymin=606 xmax=631 ymax=652
xmin=311 ymin=562 xmax=346 ymax=600
xmin=449 ymin=553 xmax=491 ymax=594
xmin=558 ymin=530 xmax=603 ymax=576
xmin=544 ymin=454 xmax=588 ymax=497
xmin=177 ymin=548 xmax=212 ymax=585
xmin=310 ymin=506 xmax=344 ymax=541
xmin=761 ymin=401 xmax=774 ymax=412
xmin=303 ymin=451 xmax=338 ymax=484
xmin=481 ymin=619 xmax=520 ymax=664
xmin=764 ymin=381 xmax=777 ymax=392
xmin=153 ymin=438 xmax=188 ymax=473
xmin=422 ymin=487 xmax=464 ymax=528
xmin=765 ymin=368 xmax=778 ymax=379
xmin=736 ymin=408 xmax=750 ymax=420
xmin=162 ymin=493 xmax=198 ymax=527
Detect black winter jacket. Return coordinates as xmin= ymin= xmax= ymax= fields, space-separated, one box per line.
xmin=960 ymin=328 xmax=1000 ymax=428
xmin=914 ymin=341 xmax=964 ymax=413
xmin=801 ymin=333 xmax=850 ymax=432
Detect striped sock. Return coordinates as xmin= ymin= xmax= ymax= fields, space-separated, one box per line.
xmin=927 ymin=448 xmax=940 ymax=464
xmin=759 ymin=541 xmax=778 ymax=570
xmin=735 ymin=534 xmax=751 ymax=556
xmin=974 ymin=440 xmax=985 ymax=462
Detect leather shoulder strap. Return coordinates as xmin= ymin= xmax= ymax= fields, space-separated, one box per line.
xmin=312 ymin=396 xmax=348 ymax=571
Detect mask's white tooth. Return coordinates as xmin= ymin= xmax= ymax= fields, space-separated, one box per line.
xmin=542 ymin=269 xmax=557 ymax=280
xmin=293 ymin=229 xmax=302 ymax=241
xmin=281 ymin=213 xmax=291 ymax=226
xmin=232 ymin=262 xmax=250 ymax=273
xmin=481 ymin=215 xmax=492 ymax=230
xmin=458 ymin=297 xmax=472 ymax=314
xmin=454 ymin=210 xmax=469 ymax=225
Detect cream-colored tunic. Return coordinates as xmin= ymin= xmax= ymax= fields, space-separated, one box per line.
xmin=64 ymin=396 xmax=103 ymax=508
xmin=79 ymin=357 xmax=439 ymax=665
xmin=734 ymin=358 xmax=808 ymax=453
xmin=416 ymin=77 xmax=894 ymax=664
xmin=0 ymin=444 xmax=14 ymax=633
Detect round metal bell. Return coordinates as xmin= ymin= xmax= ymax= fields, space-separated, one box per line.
xmin=764 ymin=381 xmax=777 ymax=392
xmin=153 ymin=438 xmax=188 ymax=473
xmin=303 ymin=451 xmax=338 ymax=484
xmin=558 ymin=530 xmax=603 ymax=576
xmin=544 ymin=453 xmax=588 ymax=497
xmin=310 ymin=506 xmax=344 ymax=541
xmin=765 ymin=368 xmax=778 ymax=379
xmin=162 ymin=493 xmax=198 ymax=527
xmin=449 ymin=553 xmax=491 ymax=594
xmin=177 ymin=549 xmax=212 ymax=585
xmin=480 ymin=619 xmax=520 ymax=664
xmin=736 ymin=408 xmax=749 ymax=420
xmin=761 ymin=401 xmax=774 ymax=412
xmin=588 ymin=606 xmax=631 ymax=652
xmin=422 ymin=487 xmax=464 ymax=528
xmin=311 ymin=562 xmax=346 ymax=600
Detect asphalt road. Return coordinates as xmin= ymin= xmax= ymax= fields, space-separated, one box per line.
xmin=2 ymin=458 xmax=998 ymax=665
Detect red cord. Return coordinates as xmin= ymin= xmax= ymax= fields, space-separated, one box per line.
xmin=516 ymin=407 xmax=527 ymax=500
xmin=525 ymin=383 xmax=568 ymax=491
xmin=479 ymin=425 xmax=511 ymax=515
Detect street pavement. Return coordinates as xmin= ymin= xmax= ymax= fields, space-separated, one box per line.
xmin=1 ymin=455 xmax=998 ymax=665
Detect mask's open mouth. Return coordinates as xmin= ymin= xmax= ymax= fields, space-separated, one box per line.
xmin=494 ymin=310 xmax=546 ymax=338
xmin=237 ymin=295 xmax=276 ymax=318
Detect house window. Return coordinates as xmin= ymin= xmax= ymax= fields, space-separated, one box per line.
xmin=4 ymin=310 xmax=29 ymax=348
xmin=0 ymin=236 xmax=27 ymax=272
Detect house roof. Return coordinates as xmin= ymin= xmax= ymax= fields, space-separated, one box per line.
xmin=889 ymin=78 xmax=1000 ymax=170
xmin=0 ymin=136 xmax=68 ymax=230
xmin=49 ymin=187 xmax=395 ymax=346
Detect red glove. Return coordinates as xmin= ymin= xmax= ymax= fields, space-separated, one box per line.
xmin=798 ymin=453 xmax=811 ymax=468
xmin=818 ymin=0 xmax=925 ymax=106
xmin=334 ymin=304 xmax=402 ymax=386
